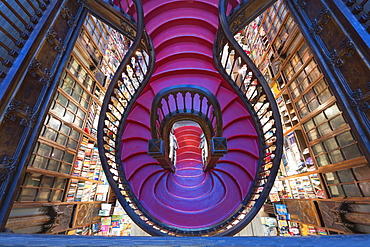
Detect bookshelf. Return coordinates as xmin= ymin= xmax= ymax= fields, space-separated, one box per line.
xmin=10 ymin=12 xmax=133 ymax=234
xmin=237 ymin=0 xmax=368 ymax=234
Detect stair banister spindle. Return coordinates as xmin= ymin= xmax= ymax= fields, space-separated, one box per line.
xmin=248 ymin=84 xmax=259 ymax=103
xmin=174 ymin=93 xmax=179 ymax=113
xmin=26 ymin=0 xmax=39 ymax=13
xmin=199 ymin=95 xmax=204 ymax=115
xmin=255 ymin=98 xmax=268 ymax=114
xmin=125 ymin=66 xmax=138 ymax=92
xmin=243 ymin=77 xmax=254 ymax=96
xmin=190 ymin=91 xmax=195 ymax=113
xmin=164 ymin=95 xmax=172 ymax=116
xmin=239 ymin=68 xmax=250 ymax=89
xmin=121 ymin=75 xmax=134 ymax=97
xmin=1 ymin=0 xmax=30 ymax=29
xmin=114 ymin=90 xmax=129 ymax=110
xmin=182 ymin=91 xmax=187 ymax=111
xmin=233 ymin=70 xmax=241 ymax=85
xmin=14 ymin=0 xmax=32 ymax=20
xmin=0 ymin=11 xmax=27 ymax=38
xmin=135 ymin=52 xmax=146 ymax=77
xmin=131 ymin=64 xmax=142 ymax=88
xmin=205 ymin=101 xmax=211 ymax=119
xmin=229 ymin=53 xmax=239 ymax=77
xmin=158 ymin=101 xmax=166 ymax=119
xmin=109 ymin=98 xmax=123 ymax=115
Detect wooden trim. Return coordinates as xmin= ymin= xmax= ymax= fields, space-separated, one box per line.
xmin=5 ymin=215 xmax=51 ymax=230
xmin=12 ymin=201 xmax=103 ymax=206
xmin=279 ymin=156 xmax=368 ymax=180
xmin=27 ymin=167 xmax=104 ymax=184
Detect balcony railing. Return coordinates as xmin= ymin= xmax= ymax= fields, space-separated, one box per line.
xmin=0 ymin=0 xmax=51 ymax=80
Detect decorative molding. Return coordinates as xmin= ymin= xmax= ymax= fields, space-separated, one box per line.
xmin=351 ymin=87 xmax=370 ymax=112
xmin=0 ymin=157 xmax=15 ymax=182
xmin=328 ymin=38 xmax=355 ymax=67
xmin=4 ymin=100 xmax=22 ymax=122
xmin=4 ymin=99 xmax=36 ymax=127
xmin=230 ymin=11 xmax=247 ymax=34
xmin=60 ymin=5 xmax=76 ymax=27
xmin=294 ymin=0 xmax=307 ymax=9
xmin=28 ymin=59 xmax=52 ymax=86
xmin=329 ymin=202 xmax=355 ymax=233
xmin=309 ymin=7 xmax=332 ymax=35
xmin=20 ymin=106 xmax=36 ymax=127
xmin=46 ymin=29 xmax=65 ymax=53
xmin=73 ymin=203 xmax=95 ymax=227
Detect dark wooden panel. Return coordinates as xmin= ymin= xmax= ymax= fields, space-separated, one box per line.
xmin=48 ymin=204 xmax=74 ymax=233
xmin=284 ymin=199 xmax=320 ymax=225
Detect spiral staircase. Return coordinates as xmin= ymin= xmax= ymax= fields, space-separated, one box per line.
xmin=99 ymin=0 xmax=282 ymax=236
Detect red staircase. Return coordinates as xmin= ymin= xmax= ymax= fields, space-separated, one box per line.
xmin=118 ymin=0 xmax=260 ymax=230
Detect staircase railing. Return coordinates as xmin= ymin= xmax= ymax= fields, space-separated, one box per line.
xmin=148 ymin=84 xmax=228 ymax=172
xmin=212 ymin=0 xmax=283 ymax=235
xmin=97 ymin=0 xmax=159 ymax=236
xmin=98 ymin=0 xmax=282 ymax=237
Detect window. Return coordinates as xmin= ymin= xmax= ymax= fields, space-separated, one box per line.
xmin=310 ymin=130 xmax=362 ymax=167
xmin=60 ymin=71 xmax=91 ymax=109
xmin=51 ymin=92 xmax=86 ymax=128
xmin=28 ymin=142 xmax=74 ymax=174
xmin=303 ymin=103 xmax=346 ymax=142
xmin=41 ymin=115 xmax=80 ymax=150
xmin=263 ymin=2 xmax=288 ymax=41
xmin=284 ymin=43 xmax=312 ymax=86
xmin=18 ymin=173 xmax=67 ymax=202
xmin=324 ymin=165 xmax=370 ymax=198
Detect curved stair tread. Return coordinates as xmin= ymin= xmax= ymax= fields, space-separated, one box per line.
xmin=143 ymin=0 xmax=218 ymax=24
xmin=149 ymin=73 xmax=221 ymax=95
xmin=122 ymin=152 xmax=159 ymax=179
xmin=156 ymin=43 xmax=212 ymax=61
xmin=155 ymin=57 xmax=216 ymax=74
xmin=147 ymin=16 xmax=217 ymax=38
xmin=223 ymin=118 xmax=258 ymax=137
xmin=125 ymin=105 xmax=151 ymax=127
xmin=220 ymin=149 xmax=258 ymax=177
xmin=227 ymin=135 xmax=259 ymax=157
xmin=121 ymin=138 xmax=148 ymax=159
xmin=213 ymin=162 xmax=254 ymax=196
xmin=121 ymin=121 xmax=151 ymax=140
xmin=128 ymin=164 xmax=164 ymax=197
